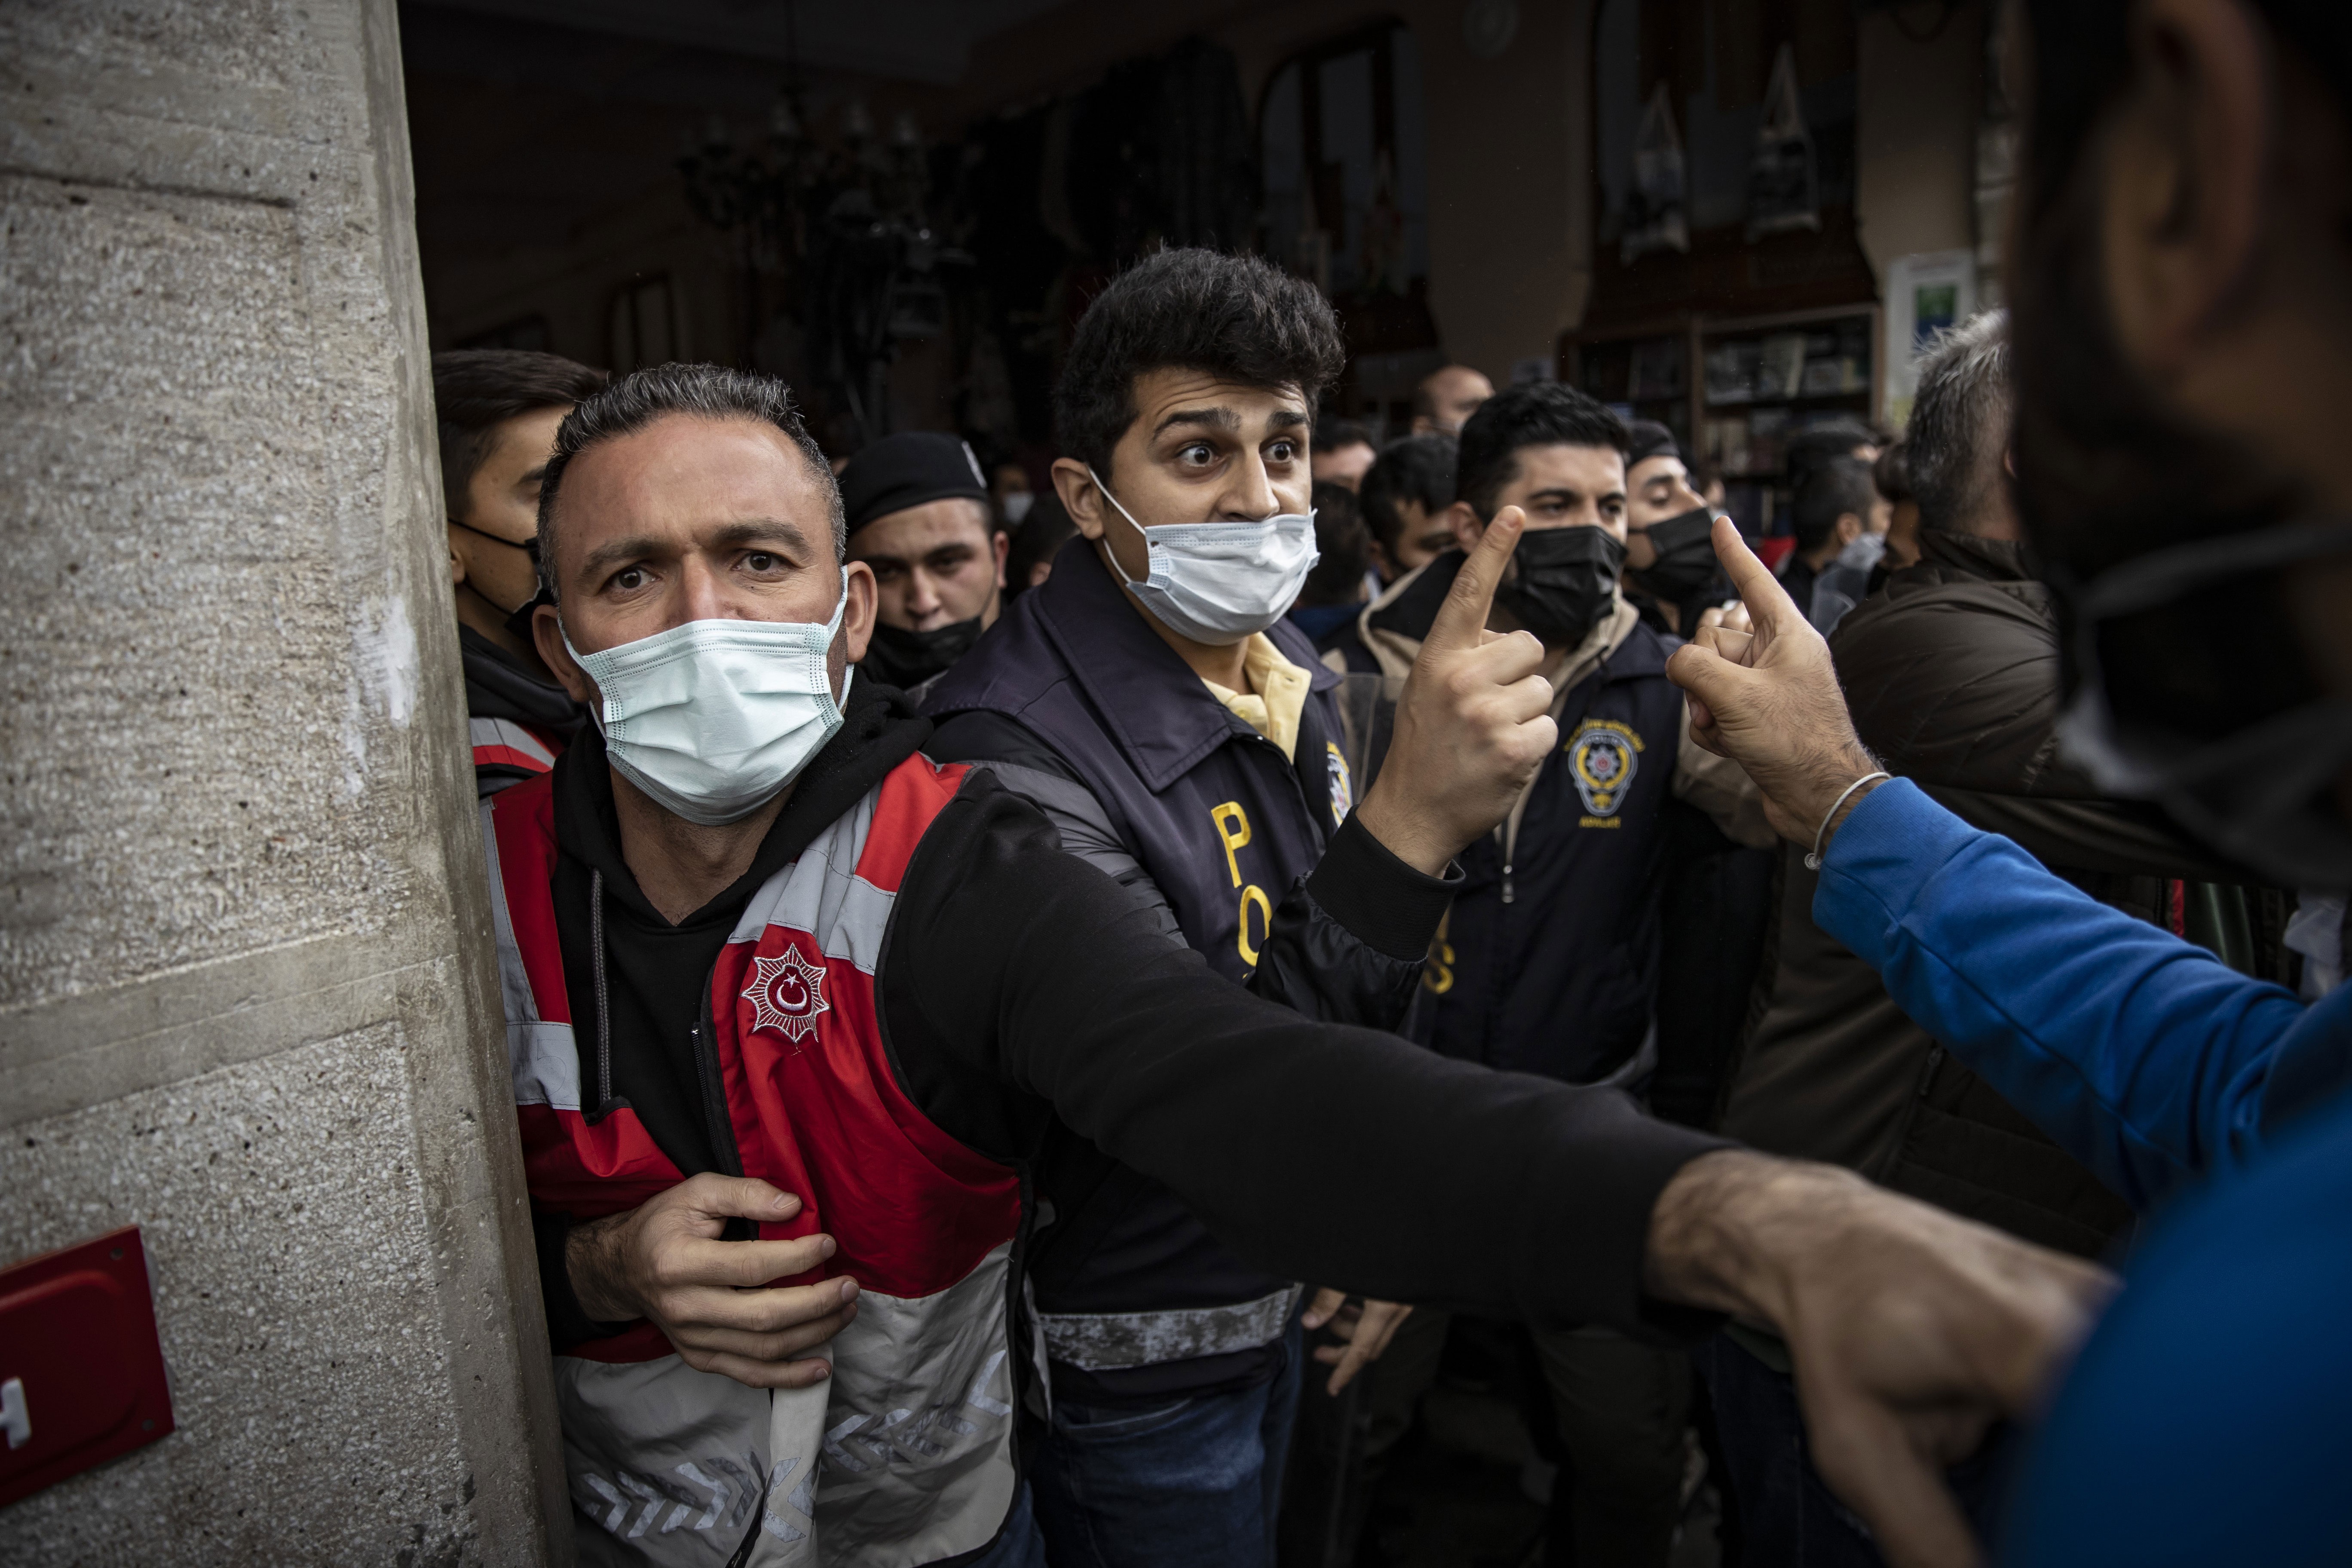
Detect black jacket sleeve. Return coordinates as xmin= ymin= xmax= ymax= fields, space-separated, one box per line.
xmin=877 ymin=771 xmax=1731 ymax=1335
xmin=924 ymin=710 xmax=1457 ymax=1032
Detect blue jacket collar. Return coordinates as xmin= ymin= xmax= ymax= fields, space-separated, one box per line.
xmin=1032 ymin=536 xmax=1338 ymax=793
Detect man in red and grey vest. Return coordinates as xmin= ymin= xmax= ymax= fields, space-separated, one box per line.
xmin=494 ymin=359 xmax=2107 ymax=1568
xmin=434 ymin=348 xmax=606 ymax=796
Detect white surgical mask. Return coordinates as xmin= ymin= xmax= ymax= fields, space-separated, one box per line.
xmin=564 ymin=570 xmax=852 ymax=826
xmin=1002 ymin=490 xmax=1035 ymax=526
xmin=1089 ymin=467 xmax=1319 ymax=646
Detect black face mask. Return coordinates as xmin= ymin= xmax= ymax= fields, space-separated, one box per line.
xmin=1626 ymin=506 xmax=1719 ymax=603
xmin=858 ymin=616 xmax=985 ymax=690
xmin=1497 ymin=525 xmax=1626 ymax=648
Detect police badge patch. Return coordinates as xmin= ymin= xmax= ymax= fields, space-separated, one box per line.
xmin=1567 ymin=719 xmax=1644 ymax=824
xmin=743 ymin=944 xmax=831 ymax=1043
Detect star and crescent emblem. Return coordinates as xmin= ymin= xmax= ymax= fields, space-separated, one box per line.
xmin=742 ymin=944 xmax=831 ymax=1044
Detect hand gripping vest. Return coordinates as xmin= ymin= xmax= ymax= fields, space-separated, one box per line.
xmin=479 ymin=756 xmax=1025 ymax=1568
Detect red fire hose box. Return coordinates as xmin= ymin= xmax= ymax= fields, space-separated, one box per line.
xmin=0 ymin=1225 xmax=175 ymax=1507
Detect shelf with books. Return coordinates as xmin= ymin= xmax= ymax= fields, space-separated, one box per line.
xmin=1564 ymin=303 xmax=1880 ymax=536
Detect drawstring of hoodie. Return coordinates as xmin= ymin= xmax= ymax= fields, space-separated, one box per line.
xmin=589 ymin=867 xmax=615 ymax=1117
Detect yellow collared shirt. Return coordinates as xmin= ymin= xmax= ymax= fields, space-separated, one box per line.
xmin=1200 ymin=633 xmax=1311 ymax=761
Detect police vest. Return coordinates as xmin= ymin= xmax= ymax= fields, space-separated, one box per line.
xmin=480 ymin=756 xmax=1024 ymax=1568
xmin=920 ymin=540 xmax=1344 ymax=1378
xmin=1419 ymin=624 xmax=1686 ymax=1083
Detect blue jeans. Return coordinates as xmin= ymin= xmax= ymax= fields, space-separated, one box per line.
xmin=966 ymin=1478 xmax=1047 ymax=1568
xmin=1029 ymin=1321 xmax=1305 ymax=1568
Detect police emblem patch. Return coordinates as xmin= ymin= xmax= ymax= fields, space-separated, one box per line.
xmin=1326 ymin=741 xmax=1354 ymax=829
xmin=1568 ymin=720 xmax=1644 ymax=818
xmin=743 ymin=944 xmax=831 ymax=1043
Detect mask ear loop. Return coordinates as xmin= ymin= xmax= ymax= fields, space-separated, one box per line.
xmin=1086 ymin=467 xmax=1152 ymax=588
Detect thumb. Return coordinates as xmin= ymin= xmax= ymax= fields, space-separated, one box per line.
xmin=1664 ymin=636 xmax=1752 ymax=710
xmin=695 ymin=1176 xmax=804 ymax=1224
xmin=1302 ymin=1286 xmax=1347 ymax=1329
xmin=1804 ymin=1395 xmax=1984 ymax=1568
xmin=1425 ymin=506 xmax=1522 ymax=653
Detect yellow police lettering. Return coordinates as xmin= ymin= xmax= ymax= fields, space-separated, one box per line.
xmin=1210 ymin=800 xmax=1253 ymax=888
xmin=1422 ymin=907 xmax=1456 ymax=994
xmin=1237 ymin=884 xmax=1274 ymax=967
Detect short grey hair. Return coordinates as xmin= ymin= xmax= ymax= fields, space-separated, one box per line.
xmin=535 ymin=363 xmax=845 ymax=600
xmin=1907 ymin=309 xmax=2012 ymax=535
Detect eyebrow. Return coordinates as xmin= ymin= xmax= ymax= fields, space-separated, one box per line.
xmin=576 ymin=517 xmax=813 ymax=579
xmin=1153 ymin=405 xmax=1243 ymax=439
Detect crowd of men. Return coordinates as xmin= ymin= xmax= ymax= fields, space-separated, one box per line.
xmin=423 ymin=3 xmax=2350 ymax=1564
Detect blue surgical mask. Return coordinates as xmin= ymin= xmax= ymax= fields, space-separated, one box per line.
xmin=564 ymin=571 xmax=851 ymax=826
xmin=1089 ymin=467 xmax=1319 ymax=646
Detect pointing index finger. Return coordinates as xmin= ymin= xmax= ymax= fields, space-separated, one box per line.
xmin=1425 ymin=506 xmax=1523 ymax=653
xmin=1710 ymin=516 xmax=1805 ymax=636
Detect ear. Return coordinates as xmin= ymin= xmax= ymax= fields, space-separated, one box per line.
xmin=991 ymin=527 xmax=1011 ymax=591
xmin=2104 ymin=0 xmax=2271 ymax=376
xmin=1052 ymin=458 xmax=1108 ymax=542
xmin=447 ymin=526 xmax=466 ymax=587
xmin=533 ymin=603 xmax=596 ymax=706
xmin=1444 ymin=500 xmax=1484 ymax=556
xmin=1837 ymin=511 xmax=1865 ymax=546
xmin=839 ymin=559 xmax=879 ymax=671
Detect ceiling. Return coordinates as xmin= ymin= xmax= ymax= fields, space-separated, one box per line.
xmin=414 ymin=0 xmax=1072 ymax=86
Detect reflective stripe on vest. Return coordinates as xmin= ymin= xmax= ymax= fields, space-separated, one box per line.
xmin=473 ymin=715 xmax=559 ymax=776
xmin=481 ymin=757 xmax=1025 ymax=1568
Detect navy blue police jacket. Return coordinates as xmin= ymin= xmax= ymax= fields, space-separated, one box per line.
xmin=1325 ymin=548 xmax=1756 ymax=1089
xmin=922 ymin=536 xmax=1457 ymax=1403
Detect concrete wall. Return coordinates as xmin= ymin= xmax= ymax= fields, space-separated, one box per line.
xmin=0 ymin=1 xmax=564 ymax=1561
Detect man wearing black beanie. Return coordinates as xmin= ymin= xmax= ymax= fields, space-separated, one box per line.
xmin=839 ymin=431 xmax=1009 ymax=689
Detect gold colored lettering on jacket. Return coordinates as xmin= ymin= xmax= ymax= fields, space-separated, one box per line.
xmin=1422 ymin=906 xmax=1456 ymax=994
xmin=1578 ymin=815 xmax=1623 ymax=830
xmin=1211 ymin=800 xmax=1253 ymax=888
xmin=1237 ymin=884 xmax=1274 ymax=967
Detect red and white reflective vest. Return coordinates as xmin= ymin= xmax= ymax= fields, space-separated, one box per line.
xmin=479 ymin=756 xmax=1026 ymax=1568
xmin=472 ymin=716 xmax=561 ymax=798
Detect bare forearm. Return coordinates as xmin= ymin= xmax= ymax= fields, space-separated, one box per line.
xmin=1641 ymin=1148 xmax=1874 ymax=1327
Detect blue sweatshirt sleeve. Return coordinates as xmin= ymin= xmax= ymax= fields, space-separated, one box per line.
xmin=1810 ymin=779 xmax=2309 ymax=1211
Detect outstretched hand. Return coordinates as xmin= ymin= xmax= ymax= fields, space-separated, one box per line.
xmin=1647 ymin=1151 xmax=2115 ymax=1568
xmin=1664 ymin=517 xmax=1882 ymax=844
xmin=1356 ymin=507 xmax=1557 ymax=873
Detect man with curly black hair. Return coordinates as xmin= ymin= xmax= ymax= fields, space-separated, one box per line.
xmin=924 ymin=247 xmax=1561 ymax=1566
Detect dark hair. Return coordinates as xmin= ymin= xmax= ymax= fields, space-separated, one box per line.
xmin=1412 ymin=364 xmax=1484 ymax=421
xmin=1359 ymin=435 xmax=1457 ymax=550
xmin=536 ymin=364 xmax=844 ymax=600
xmin=1315 ymin=416 xmax=1376 ymax=454
xmin=1054 ymin=248 xmax=1346 ymax=478
xmin=1298 ymin=481 xmax=1374 ymax=608
xmin=1792 ymin=456 xmax=1878 ymax=552
xmin=1454 ymin=382 xmax=1629 ymax=520
xmin=432 ymin=349 xmax=607 ymax=521
xmin=1906 ymin=310 xmax=2012 ymax=534
xmin=1872 ymin=440 xmax=1913 ymax=506
xmin=1004 ymin=490 xmax=1079 ymax=599
xmin=1784 ymin=420 xmax=1878 ymax=493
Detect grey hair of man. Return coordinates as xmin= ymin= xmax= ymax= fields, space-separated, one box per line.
xmin=534 ymin=362 xmax=846 ymax=601
xmin=1905 ymin=309 xmax=2013 ymax=536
